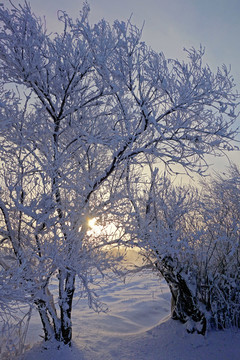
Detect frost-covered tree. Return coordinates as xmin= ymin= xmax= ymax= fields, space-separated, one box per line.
xmin=196 ymin=165 xmax=240 ymax=330
xmin=127 ymin=164 xmax=240 ymax=335
xmin=124 ymin=167 xmax=207 ymax=333
xmin=0 ymin=1 xmax=239 ymax=346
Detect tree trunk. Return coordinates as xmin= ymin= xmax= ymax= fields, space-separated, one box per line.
xmin=58 ymin=270 xmax=76 ymax=346
xmin=35 ymin=271 xmax=76 ymax=346
xmin=156 ymin=256 xmax=207 ymax=335
xmin=36 ymin=299 xmax=56 ymax=342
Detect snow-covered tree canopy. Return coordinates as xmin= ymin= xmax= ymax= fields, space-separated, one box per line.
xmin=0 ymin=3 xmax=239 ymax=174
xmin=0 ymin=1 xmax=239 ymax=347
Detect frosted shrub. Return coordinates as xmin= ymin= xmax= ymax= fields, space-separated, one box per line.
xmin=196 ymin=165 xmax=240 ymax=330
xmin=0 ymin=304 xmax=31 ymax=359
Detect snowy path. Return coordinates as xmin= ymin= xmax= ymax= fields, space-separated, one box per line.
xmin=23 ymin=267 xmax=172 ymax=360
xmin=24 ymin=264 xmax=171 ymax=348
xmin=18 ymin=252 xmax=240 ymax=360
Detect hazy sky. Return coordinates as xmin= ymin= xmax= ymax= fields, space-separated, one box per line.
xmin=3 ymin=0 xmax=240 ymax=171
xmin=11 ymin=0 xmax=239 ymax=83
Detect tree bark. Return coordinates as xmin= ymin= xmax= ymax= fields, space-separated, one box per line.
xmin=59 ymin=270 xmax=76 ymax=346
xmin=36 ymin=299 xmax=56 ymax=342
xmin=35 ymin=273 xmax=75 ymax=346
xmin=156 ymin=256 xmax=207 ymax=335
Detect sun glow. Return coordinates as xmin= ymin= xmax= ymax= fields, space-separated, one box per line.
xmin=87 ymin=217 xmax=104 ymax=237
xmin=88 ymin=217 xmax=97 ymax=229
xmin=87 ymin=217 xmax=119 ymax=241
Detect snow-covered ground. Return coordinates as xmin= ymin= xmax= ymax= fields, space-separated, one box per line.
xmin=13 ymin=250 xmax=240 ymax=359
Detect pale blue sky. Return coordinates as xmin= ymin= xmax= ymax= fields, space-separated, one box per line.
xmin=4 ymin=0 xmax=240 ymax=171
xmin=13 ymin=0 xmax=240 ymax=85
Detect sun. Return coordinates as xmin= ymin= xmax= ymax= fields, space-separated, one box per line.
xmin=87 ymin=216 xmax=120 ymax=243
xmin=88 ymin=217 xmax=97 ymax=229
xmin=87 ymin=217 xmax=103 ymax=236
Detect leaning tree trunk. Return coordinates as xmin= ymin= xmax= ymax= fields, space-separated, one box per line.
xmin=156 ymin=256 xmax=207 ymax=335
